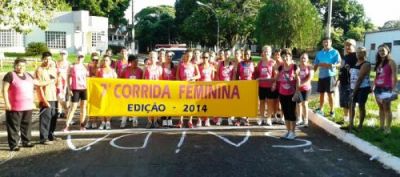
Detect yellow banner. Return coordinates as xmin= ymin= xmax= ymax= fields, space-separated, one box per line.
xmin=87 ymin=78 xmax=258 ymax=117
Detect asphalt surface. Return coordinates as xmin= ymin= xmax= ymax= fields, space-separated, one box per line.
xmin=0 ymin=118 xmax=398 ymax=177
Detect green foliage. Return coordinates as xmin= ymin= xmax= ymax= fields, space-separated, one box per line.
xmin=255 ymin=0 xmax=323 ymax=49
xmin=0 ymin=0 xmax=62 ymax=34
xmin=379 ymin=20 xmax=400 ymax=30
xmin=25 ymin=42 xmax=49 ymax=56
xmin=175 ymin=0 xmax=262 ymax=48
xmin=134 ymin=5 xmax=177 ymax=52
xmin=67 ymin=0 xmax=130 ymax=26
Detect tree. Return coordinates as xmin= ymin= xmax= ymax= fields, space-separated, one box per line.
xmin=0 ymin=0 xmax=68 ymax=34
xmin=310 ymin=0 xmax=374 ymax=39
xmin=255 ymin=0 xmax=323 ymax=49
xmin=379 ymin=20 xmax=400 ymax=30
xmin=66 ymin=0 xmax=130 ymax=26
xmin=134 ymin=5 xmax=177 ymax=52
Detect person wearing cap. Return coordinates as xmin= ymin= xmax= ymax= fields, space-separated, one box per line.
xmin=373 ymin=44 xmax=398 ymax=134
xmin=314 ymin=37 xmax=341 ymax=117
xmin=56 ymin=50 xmax=70 ymax=119
xmin=64 ymin=52 xmax=89 ymax=131
xmin=337 ymin=39 xmax=357 ymax=122
xmin=36 ymin=52 xmax=60 ymax=144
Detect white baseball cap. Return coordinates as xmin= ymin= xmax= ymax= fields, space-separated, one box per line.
xmin=60 ymin=49 xmax=68 ymax=55
xmin=345 ymin=39 xmax=356 ymax=46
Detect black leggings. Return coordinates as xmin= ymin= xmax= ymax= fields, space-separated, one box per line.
xmin=279 ymin=94 xmax=296 ymax=121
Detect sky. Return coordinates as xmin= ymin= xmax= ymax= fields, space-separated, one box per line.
xmin=126 ymin=0 xmax=400 ymax=27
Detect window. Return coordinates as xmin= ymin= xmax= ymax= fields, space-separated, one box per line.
xmin=45 ymin=31 xmax=66 ymax=48
xmin=0 ymin=29 xmax=24 ymax=47
xmin=370 ymin=43 xmax=376 ymax=50
xmin=394 ymin=40 xmax=400 ymax=46
xmin=92 ymin=32 xmax=105 ymax=47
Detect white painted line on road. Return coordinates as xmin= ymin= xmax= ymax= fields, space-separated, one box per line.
xmin=309 ymin=109 xmax=400 ymax=174
xmin=271 ymin=138 xmax=312 ymax=149
xmin=54 ymin=168 xmax=69 ymax=177
xmin=0 ymin=151 xmax=16 ymax=166
xmin=109 ymin=132 xmax=152 ymax=150
xmin=67 ymin=134 xmax=110 ymax=151
xmin=207 ymin=130 xmax=251 ymax=148
xmin=175 ymin=131 xmax=186 ymax=154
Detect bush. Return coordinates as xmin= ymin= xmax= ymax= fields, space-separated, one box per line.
xmin=108 ymin=45 xmax=124 ymax=55
xmin=25 ymin=42 xmax=49 ymax=56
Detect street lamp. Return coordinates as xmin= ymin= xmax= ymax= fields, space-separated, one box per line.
xmin=196 ymin=1 xmax=220 ymax=51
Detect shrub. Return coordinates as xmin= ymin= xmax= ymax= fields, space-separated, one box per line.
xmin=25 ymin=42 xmax=49 ymax=56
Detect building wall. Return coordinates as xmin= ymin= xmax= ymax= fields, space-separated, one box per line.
xmin=365 ymin=30 xmax=400 ymax=65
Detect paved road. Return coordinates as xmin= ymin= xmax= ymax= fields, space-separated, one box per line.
xmin=0 ymin=119 xmax=398 ymax=177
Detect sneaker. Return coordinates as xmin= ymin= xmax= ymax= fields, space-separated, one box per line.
xmin=10 ymin=146 xmax=20 ymax=151
xmin=281 ymin=132 xmax=290 ymax=139
xmin=92 ymin=122 xmax=97 ymax=129
xmin=196 ymin=120 xmax=202 ymax=127
xmin=153 ymin=121 xmax=160 ymax=128
xmin=128 ymin=117 xmax=133 ymax=121
xmin=162 ymin=120 xmax=168 ymax=127
xmin=244 ymin=118 xmax=250 ymax=126
xmin=256 ymin=118 xmax=262 ymax=126
xmin=99 ymin=122 xmax=106 ymax=130
xmin=266 ymin=118 xmax=272 ymax=126
xmin=276 ymin=118 xmax=285 ymax=125
xmin=272 ymin=117 xmax=278 ymax=124
xmin=315 ymin=108 xmax=323 ymax=115
xmin=303 ymin=119 xmax=309 ymax=128
xmin=120 ymin=120 xmax=127 ymax=128
xmin=228 ymin=118 xmax=233 ymax=126
xmin=296 ymin=120 xmax=304 ymax=126
xmin=176 ymin=121 xmax=183 ymax=128
xmin=216 ymin=118 xmax=222 ymax=126
xmin=22 ymin=142 xmax=35 ymax=148
xmin=80 ymin=127 xmax=86 ymax=131
xmin=106 ymin=122 xmax=111 ymax=130
xmin=286 ymin=132 xmax=296 ymax=140
xmin=63 ymin=127 xmax=69 ymax=132
xmin=70 ymin=120 xmax=77 ymax=125
xmin=329 ymin=111 xmax=335 ymax=117
xmin=40 ymin=140 xmax=54 ymax=145
xmin=344 ymin=116 xmax=350 ymax=122
xmin=384 ymin=128 xmax=391 ymax=135
xmin=85 ymin=122 xmax=91 ymax=129
xmin=132 ymin=118 xmax=138 ymax=127
xmin=167 ymin=119 xmax=173 ymax=127
xmin=262 ymin=118 xmax=268 ymax=125
xmin=205 ymin=119 xmax=211 ymax=127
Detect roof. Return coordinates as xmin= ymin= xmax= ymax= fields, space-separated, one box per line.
xmin=365 ymin=28 xmax=400 ymax=35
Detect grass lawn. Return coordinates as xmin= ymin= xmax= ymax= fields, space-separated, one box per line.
xmin=309 ymin=95 xmax=400 ymax=157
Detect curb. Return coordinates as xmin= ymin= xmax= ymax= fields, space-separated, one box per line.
xmin=308 ymin=110 xmax=400 ymax=174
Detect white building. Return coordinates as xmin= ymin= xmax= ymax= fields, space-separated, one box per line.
xmin=364 ymin=28 xmax=400 ymax=65
xmin=0 ymin=10 xmax=108 ymax=55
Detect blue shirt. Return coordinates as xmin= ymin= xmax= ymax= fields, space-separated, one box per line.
xmin=314 ymin=48 xmax=340 ymax=78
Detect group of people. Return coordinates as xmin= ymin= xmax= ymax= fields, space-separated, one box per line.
xmin=2 ymin=37 xmax=398 ymax=151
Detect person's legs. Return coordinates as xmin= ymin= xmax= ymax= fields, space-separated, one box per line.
xmin=258 ymin=99 xmax=266 ymax=125
xmin=6 ymin=111 xmax=21 ymax=149
xmin=383 ymin=101 xmax=392 ymax=134
xmin=20 ymin=110 xmax=33 ymax=145
xmin=39 ymin=105 xmax=51 ymax=142
xmin=65 ymin=102 xmax=78 ymax=129
xmin=375 ymin=95 xmax=385 ymax=130
xmin=48 ymin=101 xmax=59 ymax=140
xmin=328 ymin=92 xmax=334 ymax=113
xmin=79 ymin=100 xmax=87 ymax=129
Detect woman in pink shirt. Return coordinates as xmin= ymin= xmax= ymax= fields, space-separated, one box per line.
xmin=373 ymin=44 xmax=398 ymax=134
xmin=144 ymin=51 xmax=163 ymax=128
xmin=56 ymin=50 xmax=70 ymax=118
xmin=64 ymin=53 xmax=89 ymax=131
xmin=237 ymin=49 xmax=255 ymax=126
xmin=176 ymin=49 xmax=200 ymax=128
xmin=160 ymin=51 xmax=177 ymax=127
xmin=96 ymin=55 xmax=118 ymax=130
xmin=120 ymin=55 xmax=143 ymax=128
xmin=271 ymin=49 xmax=300 ymax=140
xmin=197 ymin=52 xmax=215 ymax=127
xmin=297 ymin=53 xmax=313 ymax=127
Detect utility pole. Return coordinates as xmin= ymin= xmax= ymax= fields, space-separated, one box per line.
xmin=326 ymin=0 xmax=333 ymax=38
xmin=131 ymin=0 xmax=136 ymax=54
xmin=196 ymin=1 xmax=219 ymax=52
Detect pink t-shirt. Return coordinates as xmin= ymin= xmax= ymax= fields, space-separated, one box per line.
xmin=121 ymin=67 xmax=143 ymax=79
xmin=161 ymin=64 xmax=176 ymax=80
xmin=199 ymin=64 xmax=213 ymax=81
xmin=257 ymin=59 xmax=275 ymax=88
xmin=70 ymin=64 xmax=87 ymax=90
xmin=96 ymin=68 xmax=116 ymax=79
xmin=115 ymin=60 xmax=129 ymax=77
xmin=9 ymin=72 xmax=34 ymax=111
xmin=278 ymin=64 xmax=296 ymax=95
xmin=238 ymin=61 xmax=255 ymax=80
xmin=144 ymin=65 xmax=163 ymax=80
xmin=178 ymin=62 xmax=195 ymax=81
xmin=299 ymin=65 xmax=311 ymax=91
xmin=217 ymin=61 xmax=234 ymax=81
xmin=375 ymin=63 xmax=393 ymax=89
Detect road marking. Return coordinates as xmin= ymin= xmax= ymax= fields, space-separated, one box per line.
xmin=272 ymin=138 xmax=312 ymax=149
xmin=67 ymin=134 xmax=110 ymax=151
xmin=207 ymin=130 xmax=251 ymax=147
xmin=54 ymin=168 xmax=68 ymax=177
xmin=175 ymin=131 xmax=186 ymax=154
xmin=110 ymin=132 xmax=152 ymax=150
xmin=0 ymin=151 xmax=16 ymax=166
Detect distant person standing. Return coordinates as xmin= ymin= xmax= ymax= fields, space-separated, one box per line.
xmin=2 ymin=58 xmax=49 ymax=151
xmin=314 ymin=37 xmax=341 ymax=117
xmin=56 ymin=50 xmax=70 ymax=119
xmin=114 ymin=47 xmax=129 ymax=77
xmin=374 ymin=44 xmax=398 ymax=134
xmin=337 ymin=39 xmax=357 ymax=122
